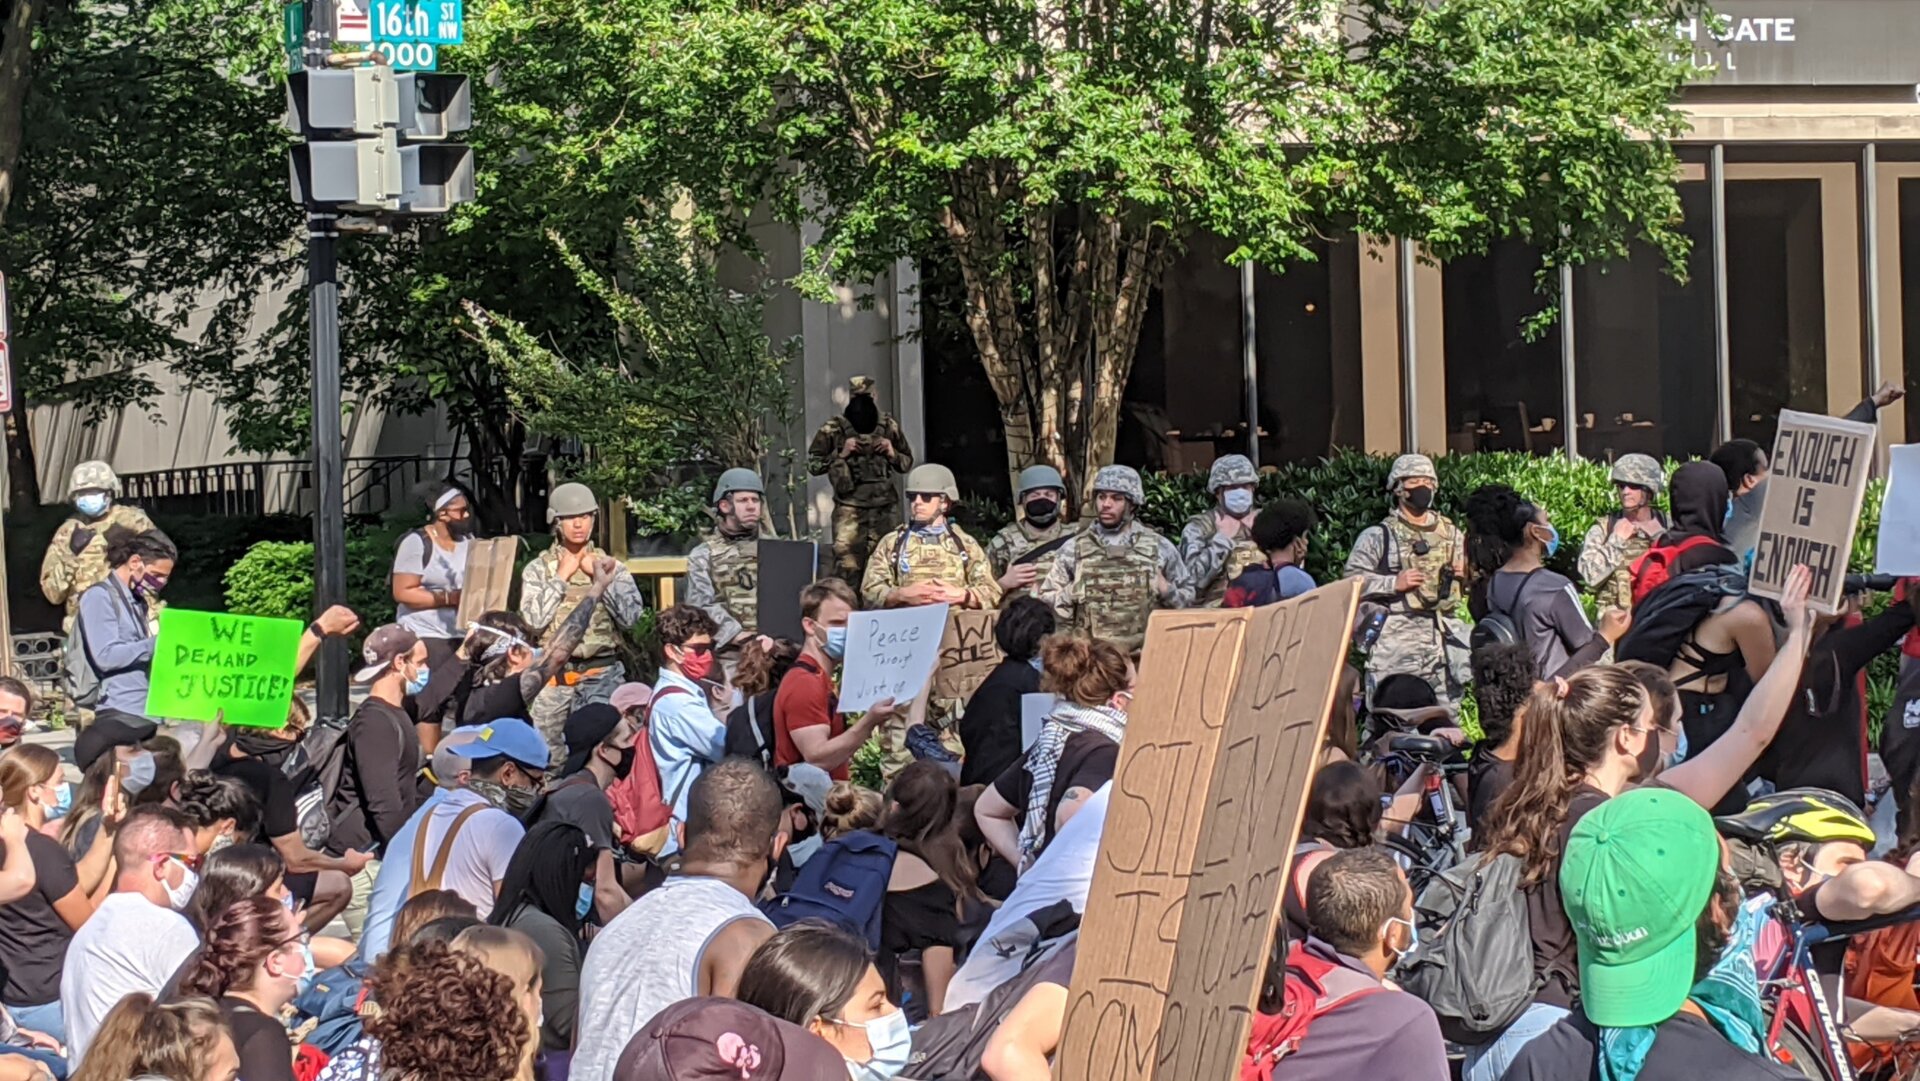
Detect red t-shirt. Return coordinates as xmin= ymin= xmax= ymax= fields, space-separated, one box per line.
xmin=773 ymin=654 xmax=847 ymax=780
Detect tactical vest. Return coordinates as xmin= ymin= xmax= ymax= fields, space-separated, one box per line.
xmin=887 ymin=526 xmax=974 ymax=589
xmin=993 ymin=521 xmax=1067 ymax=603
xmin=1374 ymin=514 xmax=1461 ymax=613
xmin=542 ymin=545 xmax=623 ymax=659
xmin=703 ymin=531 xmax=761 ymax=635
xmin=1596 ymin=515 xmax=1666 ymax=612
xmin=1068 ymin=527 xmax=1161 ymax=644
xmin=848 ymin=434 xmax=893 ymax=488
xmin=1188 ymin=514 xmax=1266 ymax=607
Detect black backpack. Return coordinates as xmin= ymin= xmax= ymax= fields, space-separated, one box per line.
xmin=1469 ymin=570 xmax=1539 ymax=654
xmin=1614 ymin=564 xmax=1750 ymax=670
xmin=902 ymin=932 xmax=1078 ymax=1080
xmin=724 ymin=695 xmax=774 ymax=772
xmin=1394 ymin=851 xmax=1544 ymax=1044
xmin=285 ymin=717 xmax=351 ymax=851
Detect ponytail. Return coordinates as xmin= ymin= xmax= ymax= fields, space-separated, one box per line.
xmin=1476 ymin=667 xmax=1649 ymax=885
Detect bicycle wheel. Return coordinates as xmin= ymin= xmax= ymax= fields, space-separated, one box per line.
xmin=1771 ymin=1015 xmax=1846 ymax=1081
xmin=1381 ymin=829 xmax=1450 ymax=897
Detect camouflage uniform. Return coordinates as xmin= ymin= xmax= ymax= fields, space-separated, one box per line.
xmin=1037 ymin=466 xmax=1193 ymax=654
xmin=1342 ymin=456 xmax=1470 ymax=710
xmin=1577 ymin=453 xmax=1670 ymax=612
xmin=1180 ymin=456 xmax=1265 ymax=607
xmin=684 ymin=528 xmax=762 ymax=651
xmin=42 ymin=503 xmax=153 ymax=633
xmin=986 ymin=520 xmax=1070 ymax=605
xmin=520 ymin=542 xmax=649 ymax=766
xmin=861 ymin=513 xmax=999 ymax=778
xmin=810 ymin=376 xmax=913 ymax=580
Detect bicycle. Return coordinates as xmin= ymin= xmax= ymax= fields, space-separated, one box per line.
xmin=1750 ymin=883 xmax=1920 ymax=1080
xmin=1372 ymin=731 xmax=1469 ymax=897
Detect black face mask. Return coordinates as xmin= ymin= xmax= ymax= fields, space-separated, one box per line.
xmin=1024 ymin=497 xmax=1059 ymax=527
xmin=445 ymin=517 xmax=478 ymax=540
xmin=608 ymin=744 xmax=638 ymax=781
xmin=844 ymin=395 xmax=880 ymax=435
xmin=232 ymin=731 xmax=296 ymax=764
xmin=1401 ymin=487 xmax=1435 ymax=513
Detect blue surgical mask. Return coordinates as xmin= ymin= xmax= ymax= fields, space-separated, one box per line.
xmin=841 ymin=1007 xmax=911 ymax=1080
xmin=1541 ymin=524 xmax=1561 ymax=559
xmin=1222 ymin=489 xmax=1254 ymax=516
xmin=74 ymin=494 xmax=109 ymax=519
xmin=824 ymin=627 xmax=848 ymax=661
xmin=1028 ymin=655 xmax=1044 ymax=674
xmin=1385 ymin=915 xmax=1419 ymax=966
xmin=404 ymin=665 xmax=431 ymax=697
xmin=1669 ymin=723 xmax=1689 ymax=769
xmin=291 ymin=941 xmax=317 ymax=995
xmin=48 ymin=782 xmax=72 ymax=821
xmin=576 ymin=883 xmax=594 ymax=921
xmin=123 ymin=750 xmax=157 ymax=795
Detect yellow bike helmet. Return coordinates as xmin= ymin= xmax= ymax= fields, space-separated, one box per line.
xmin=1713 ymin=787 xmax=1876 ymax=848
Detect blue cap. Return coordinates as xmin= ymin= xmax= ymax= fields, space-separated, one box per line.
xmin=457 ymin=719 xmax=550 ymax=773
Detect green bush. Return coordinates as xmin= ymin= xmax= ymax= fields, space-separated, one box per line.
xmin=225 ymin=521 xmax=415 ymax=623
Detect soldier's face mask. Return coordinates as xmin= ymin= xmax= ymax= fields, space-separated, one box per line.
xmin=1023 ymin=494 xmax=1060 ymax=528
xmin=74 ymin=492 xmax=110 ymax=518
xmin=844 ymin=394 xmax=880 ymax=435
xmin=1400 ymin=485 xmax=1435 ymax=513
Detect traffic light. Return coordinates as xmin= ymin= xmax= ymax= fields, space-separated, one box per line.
xmin=287 ymin=65 xmax=474 ymax=215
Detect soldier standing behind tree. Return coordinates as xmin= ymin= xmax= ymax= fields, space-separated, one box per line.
xmin=809 ymin=375 xmax=913 ymax=580
xmin=42 ymin=461 xmax=153 ymax=635
xmin=986 ymin=465 xmax=1073 ymax=606
xmin=684 ymin=468 xmax=778 ymax=681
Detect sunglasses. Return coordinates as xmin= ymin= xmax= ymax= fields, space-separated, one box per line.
xmin=908 ymin=493 xmax=943 ymax=503
xmin=678 ymin=642 xmax=715 ymax=656
xmin=153 ymin=851 xmax=203 ymax=872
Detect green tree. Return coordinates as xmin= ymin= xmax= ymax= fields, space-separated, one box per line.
xmin=540 ymin=0 xmax=1705 ymax=495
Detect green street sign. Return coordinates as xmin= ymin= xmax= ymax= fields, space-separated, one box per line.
xmin=283 ymin=1 xmax=305 ymax=72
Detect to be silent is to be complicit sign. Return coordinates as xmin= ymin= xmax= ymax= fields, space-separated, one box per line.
xmin=144 ymin=609 xmax=305 ymax=728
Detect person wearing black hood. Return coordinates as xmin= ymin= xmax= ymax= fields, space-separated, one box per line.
xmin=1715 ymin=381 xmax=1905 ymax=559
xmin=808 ymin=375 xmax=914 ymax=581
xmin=528 ymin=703 xmax=635 ymax=923
xmin=1660 ymin=461 xmax=1778 ymax=812
xmin=490 ymin=821 xmax=599 ymax=1054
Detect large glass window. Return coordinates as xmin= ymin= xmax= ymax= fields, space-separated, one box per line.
xmin=1573 ymin=183 xmax=1717 ymax=461
xmin=1726 ymin=179 xmax=1828 ymax=442
xmin=1442 ymin=241 xmax=1564 ymax=454
xmin=1253 ymin=236 xmax=1364 ymax=463
xmin=1902 ymin=178 xmax=1920 ymax=444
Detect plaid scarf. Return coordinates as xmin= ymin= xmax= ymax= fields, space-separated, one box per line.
xmin=1019 ymin=700 xmax=1126 ymax=869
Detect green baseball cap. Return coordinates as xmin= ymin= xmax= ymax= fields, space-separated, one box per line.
xmin=1559 ymin=787 xmax=1722 ymax=1028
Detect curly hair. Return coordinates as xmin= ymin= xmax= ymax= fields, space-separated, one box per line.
xmin=1470 ymin=642 xmax=1540 ymax=749
xmin=735 ymin=637 xmax=802 ymax=697
xmin=1038 ymin=636 xmax=1130 ymax=707
xmin=176 ymin=770 xmax=263 ymax=843
xmin=656 ymin=604 xmax=720 ymax=649
xmin=993 ymin=597 xmax=1056 ymax=662
xmin=177 ymin=896 xmax=295 ymax=999
xmin=69 ymin=995 xmax=229 ymax=1081
xmin=1464 ymin=484 xmax=1539 ymax=578
xmin=367 ymin=940 xmax=525 ymax=1081
xmin=1251 ymin=499 xmax=1316 ymax=555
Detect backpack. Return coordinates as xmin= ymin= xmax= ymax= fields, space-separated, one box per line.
xmin=723 ymin=696 xmax=774 ymax=772
xmin=65 ymin=581 xmax=140 ymax=708
xmin=1629 ymin=535 xmax=1722 ymax=608
xmin=286 ymin=717 xmax=351 ymax=851
xmin=903 ymin=932 xmax=1078 ymax=1080
xmin=1242 ymin=941 xmax=1388 ymax=1079
xmin=1614 ymin=564 xmax=1750 ymax=670
xmin=607 ymin=685 xmax=685 ymax=855
xmin=1469 ymin=570 xmax=1538 ymax=654
xmin=1393 ymin=850 xmax=1542 ymax=1044
xmin=290 ymin=957 xmax=373 ymax=1059
xmin=761 ymin=829 xmax=899 ymax=951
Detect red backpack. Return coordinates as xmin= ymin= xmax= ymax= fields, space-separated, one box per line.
xmin=1629 ymin=535 xmax=1722 ymax=608
xmin=605 ymin=686 xmax=688 ymax=855
xmin=1241 ymin=942 xmax=1386 ymax=1080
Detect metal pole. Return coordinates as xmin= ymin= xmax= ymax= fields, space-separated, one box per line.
xmin=1710 ymin=143 xmax=1733 ymax=445
xmin=1863 ymin=142 xmax=1884 ymax=405
xmin=1397 ymin=239 xmax=1419 ymax=452
xmin=1240 ymin=260 xmax=1259 ymax=466
xmin=305 ymin=0 xmax=349 ymax=725
xmin=1560 ymin=260 xmax=1578 ymax=458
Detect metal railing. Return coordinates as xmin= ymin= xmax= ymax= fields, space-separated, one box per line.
xmin=119 ymin=455 xmax=514 ymax=519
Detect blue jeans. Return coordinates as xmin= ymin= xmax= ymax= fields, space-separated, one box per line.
xmin=3 ymin=1004 xmax=63 ymax=1048
xmin=1461 ymin=1002 xmax=1570 ymax=1081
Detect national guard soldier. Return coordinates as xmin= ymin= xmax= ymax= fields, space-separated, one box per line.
xmin=809 ymin=375 xmax=913 ymax=580
xmin=521 ymin=481 xmax=649 ymax=764
xmin=42 ymin=460 xmax=153 ymax=633
xmin=861 ymin=463 xmax=998 ymax=777
xmin=1342 ymin=454 xmax=1470 ymax=709
xmin=685 ymin=468 xmax=774 ymax=677
xmin=1179 ymin=454 xmax=1265 ymax=607
xmin=1577 ymin=453 xmax=1670 ymax=611
xmin=1037 ymin=465 xmax=1192 ymax=654
xmin=986 ymin=465 xmax=1072 ymax=605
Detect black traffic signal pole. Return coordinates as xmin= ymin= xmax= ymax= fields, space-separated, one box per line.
xmin=304 ymin=0 xmax=350 ymax=725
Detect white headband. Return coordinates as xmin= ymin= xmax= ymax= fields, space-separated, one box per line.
xmin=433 ymin=488 xmax=462 ymax=512
xmin=468 ymin=622 xmax=534 ymax=660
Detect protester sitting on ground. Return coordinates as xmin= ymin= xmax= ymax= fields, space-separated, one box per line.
xmin=735 ymin=921 xmax=911 ymax=1081
xmin=876 ymin=762 xmax=979 ymax=1015
xmin=1466 ymin=566 xmax=1812 ymax=1081
xmin=1466 ymin=641 xmax=1540 ymax=828
xmin=451 ymin=927 xmax=544 ymax=1081
xmin=1250 ymin=846 xmax=1447 ymax=1080
xmin=181 ymin=845 xmax=352 ymax=970
xmin=327 ymin=623 xmax=431 ymax=937
xmin=457 ymin=565 xmax=623 ymax=729
xmin=59 ymin=743 xmax=154 ymax=856
xmin=0 ymin=679 xmax=37 ymax=751
xmin=725 ymin=637 xmax=802 ymax=770
xmin=318 ymin=939 xmax=525 ymax=1081
xmin=959 ymin=597 xmax=1055 ymax=787
xmin=956 ymin=783 xmax=1014 ymax=907
xmin=59 ymin=806 xmax=202 ymax=1067
xmin=649 ymin=605 xmax=728 ymax=857
xmin=0 ymin=745 xmax=118 ymax=1045
xmin=489 ymin=821 xmax=595 ymax=1055
xmin=823 ymin=782 xmax=883 ymax=841
xmin=1224 ymin=498 xmax=1318 ymax=608
xmin=1464 ymin=484 xmax=1625 ymax=678
xmin=531 ymin=702 xmax=636 ymax=921
xmin=291 ymin=889 xmax=476 ymax=1063
xmin=976 ymin=636 xmax=1132 ymax=870
xmin=611 ymin=998 xmax=845 ymax=1080
xmin=1284 ymin=761 xmax=1384 ymax=945
xmin=173 ymin=897 xmax=313 ymax=1081
xmin=775 ymin=764 xmax=832 ymax=882
xmin=774 ymin=579 xmax=899 ymax=781
xmin=66 ymin=995 xmax=236 ymax=1081
xmin=571 ymin=759 xmax=786 ymax=1081
xmin=403 ymin=719 xmax=545 ymax=920
xmin=1504 ymin=788 xmax=1804 ymax=1080
xmin=71 ymin=525 xmax=176 ymax=765
xmin=347 ymin=725 xmax=488 ymax=960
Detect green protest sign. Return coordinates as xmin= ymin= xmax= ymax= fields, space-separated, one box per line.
xmin=145 ymin=609 xmax=305 ymax=728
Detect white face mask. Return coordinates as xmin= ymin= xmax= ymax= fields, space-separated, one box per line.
xmin=165 ymin=861 xmax=199 ymax=911
xmin=841 ymin=1007 xmax=911 ymax=1080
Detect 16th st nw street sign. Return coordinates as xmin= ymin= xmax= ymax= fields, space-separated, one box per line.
xmin=326 ymin=0 xmax=456 ymax=68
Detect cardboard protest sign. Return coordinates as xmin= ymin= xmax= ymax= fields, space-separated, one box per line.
xmin=755 ymin=540 xmax=819 ymax=642
xmin=1056 ymin=578 xmax=1360 ymax=1081
xmin=1751 ymin=410 xmax=1876 ymax=614
xmin=1877 ymin=445 xmax=1920 ymax=576
xmin=931 ymin=609 xmax=1001 ymax=700
xmin=838 ymin=603 xmax=950 ymax=711
xmin=456 ymin=536 xmax=521 ymax=630
xmin=145 ymin=609 xmax=306 ymax=727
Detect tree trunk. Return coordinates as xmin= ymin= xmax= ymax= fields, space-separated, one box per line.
xmin=0 ymin=0 xmax=46 ymax=227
